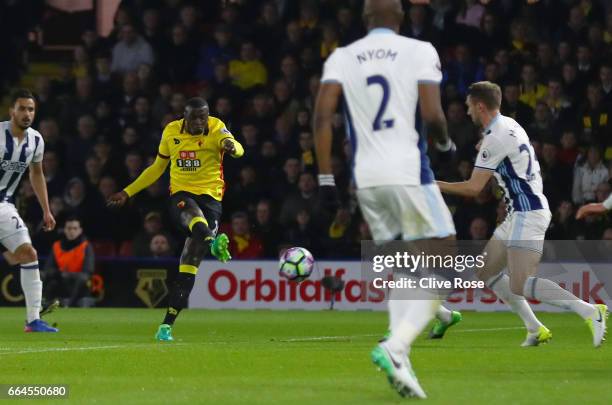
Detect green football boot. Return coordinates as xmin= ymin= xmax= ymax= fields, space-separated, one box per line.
xmin=210 ymin=233 xmax=231 ymax=263
xmin=521 ymin=325 xmax=552 ymax=347
xmin=428 ymin=310 xmax=462 ymax=339
xmin=155 ymin=324 xmax=174 ymax=341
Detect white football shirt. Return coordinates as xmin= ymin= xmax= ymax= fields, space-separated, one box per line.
xmin=474 ymin=114 xmax=549 ymax=213
xmin=321 ymin=28 xmax=442 ymax=188
xmin=0 ymin=121 xmax=45 ymax=203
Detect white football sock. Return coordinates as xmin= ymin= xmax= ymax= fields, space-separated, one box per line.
xmin=388 ymin=297 xmax=408 ymax=332
xmin=20 ymin=262 xmax=42 ymax=323
xmin=387 ymin=296 xmax=438 ymax=355
xmin=436 ymin=305 xmax=452 ymax=323
xmin=523 ymin=277 xmax=595 ymax=319
xmin=487 ymin=273 xmax=542 ymax=333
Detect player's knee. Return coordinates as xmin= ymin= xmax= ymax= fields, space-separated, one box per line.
xmin=181 ymin=238 xmax=207 ymax=266
xmin=15 ymin=244 xmax=37 ymax=264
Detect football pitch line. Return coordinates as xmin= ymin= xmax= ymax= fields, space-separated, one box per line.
xmin=0 ymin=343 xmax=187 ymax=356
xmin=0 ymin=327 xmax=525 ymax=355
xmin=279 ymin=326 xmax=524 ymax=342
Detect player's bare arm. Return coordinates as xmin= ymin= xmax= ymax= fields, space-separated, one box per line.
xmin=107 ymin=154 xmax=170 ymax=208
xmin=418 ymin=82 xmax=452 ymax=150
xmin=313 ymin=82 xmax=342 ymax=175
xmin=313 ymin=82 xmax=342 ymax=211
xmin=29 ymin=161 xmax=55 ymax=231
xmin=576 ymin=202 xmax=609 ymax=219
xmin=437 ymin=168 xmax=494 ymax=198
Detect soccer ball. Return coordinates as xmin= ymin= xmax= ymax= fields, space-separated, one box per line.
xmin=278 ymin=247 xmax=314 ymax=282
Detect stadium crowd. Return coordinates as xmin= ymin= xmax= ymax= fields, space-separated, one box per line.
xmin=4 ymin=0 xmax=612 ymax=259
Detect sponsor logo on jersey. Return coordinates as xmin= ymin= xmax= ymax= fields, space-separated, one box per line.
xmin=176 ymin=150 xmax=200 ymax=171
xmin=0 ymin=159 xmax=28 ymax=173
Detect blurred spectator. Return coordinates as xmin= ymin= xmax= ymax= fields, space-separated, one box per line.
xmin=455 ymin=0 xmax=485 ymax=29
xmin=252 ymin=1 xmax=283 ymax=62
xmin=228 ymin=212 xmax=264 ymax=259
xmin=536 ymin=42 xmax=557 ymax=79
xmin=558 ymin=130 xmax=580 ymax=166
xmin=576 ymin=43 xmax=595 ymax=80
xmin=43 ymin=217 xmax=94 ymax=307
xmin=226 ymin=165 xmax=262 ymax=213
xmin=298 ymin=131 xmax=316 ymax=171
xmin=111 ymin=24 xmax=154 ymax=74
xmin=253 ymin=200 xmax=282 ymax=257
xmin=142 ymin=8 xmax=164 ymax=51
xmin=446 ymin=100 xmax=477 ymax=154
xmin=209 ymin=62 xmax=241 ymax=106
xmin=284 ymin=209 xmax=320 ymax=254
xmin=561 ymin=62 xmax=582 ymax=103
xmin=133 ymin=211 xmax=175 ymax=257
xmin=572 ymin=146 xmax=609 ymax=205
xmin=528 ymin=102 xmax=554 ymax=141
xmin=547 ymin=201 xmax=578 ymax=240
xmin=580 ymin=82 xmax=611 ymax=147
xmin=43 ymin=150 xmax=66 ymax=198
xmin=501 ymin=82 xmax=533 ymax=129
xmin=542 ymin=77 xmax=573 ymax=124
xmin=149 ymin=234 xmax=174 ymax=258
xmin=196 ymin=24 xmax=236 ymax=82
xmin=279 ymin=171 xmax=318 ymax=226
xmin=320 ymin=22 xmax=339 ymax=60
xmin=540 ymin=140 xmax=573 ymax=209
xmin=519 ymin=63 xmax=547 ymax=109
xmin=229 ymin=42 xmax=267 ymax=91
xmin=444 ymin=44 xmax=482 ymax=97
xmin=159 ymin=24 xmax=197 ymax=84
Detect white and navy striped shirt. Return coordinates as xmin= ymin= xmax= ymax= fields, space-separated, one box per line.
xmin=474 ymin=114 xmax=549 ymax=214
xmin=0 ymin=121 xmax=45 ymax=203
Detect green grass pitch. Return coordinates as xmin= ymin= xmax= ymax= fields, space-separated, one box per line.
xmin=1 ymin=308 xmax=611 ymax=404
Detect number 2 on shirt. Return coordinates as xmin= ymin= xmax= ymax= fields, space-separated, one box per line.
xmin=366 ymin=75 xmax=395 ymax=131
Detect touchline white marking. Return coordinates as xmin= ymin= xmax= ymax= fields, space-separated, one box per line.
xmin=280 ymin=334 xmax=380 ymax=342
xmin=453 ymin=326 xmax=524 ymax=333
xmin=0 ymin=343 xmax=186 ymax=356
xmin=280 ymin=327 xmax=525 ymax=342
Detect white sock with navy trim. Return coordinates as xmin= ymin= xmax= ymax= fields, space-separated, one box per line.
xmin=487 ymin=273 xmax=542 ymax=333
xmin=523 ymin=277 xmax=595 ymax=319
xmin=20 ymin=261 xmax=42 ymax=323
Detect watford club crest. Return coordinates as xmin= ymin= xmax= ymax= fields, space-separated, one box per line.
xmin=135 ymin=269 xmax=169 ymax=308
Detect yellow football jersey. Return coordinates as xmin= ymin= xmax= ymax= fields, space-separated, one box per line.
xmin=158 ymin=116 xmax=243 ymax=200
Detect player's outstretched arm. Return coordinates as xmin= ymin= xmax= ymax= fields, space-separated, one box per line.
xmin=576 ymin=195 xmax=612 ymax=219
xmin=313 ymin=82 xmax=342 ymax=211
xmin=29 ymin=162 xmax=56 ymax=231
xmin=437 ymin=168 xmax=493 ymax=198
xmin=107 ymin=155 xmax=169 ymax=208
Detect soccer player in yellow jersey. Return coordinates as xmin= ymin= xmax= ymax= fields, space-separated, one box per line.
xmin=107 ymin=97 xmax=244 ymax=341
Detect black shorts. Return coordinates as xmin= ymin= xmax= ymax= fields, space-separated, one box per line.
xmin=169 ymin=192 xmax=222 ymax=237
